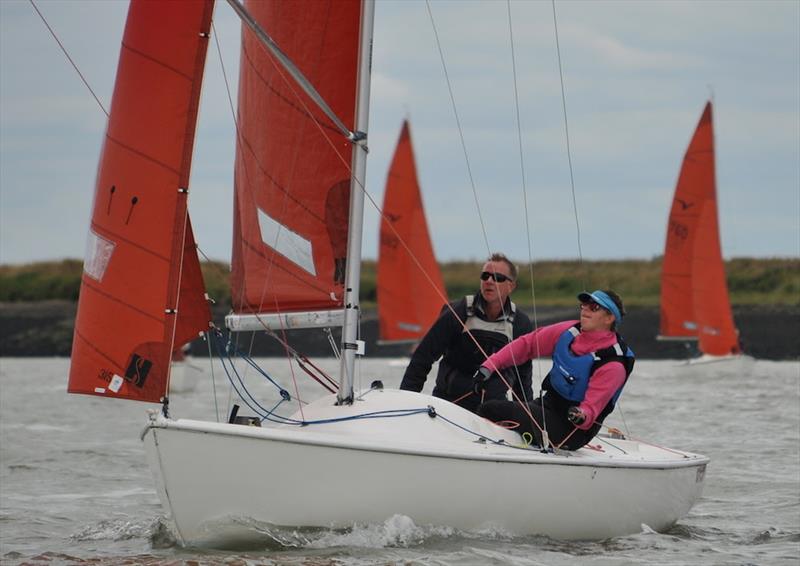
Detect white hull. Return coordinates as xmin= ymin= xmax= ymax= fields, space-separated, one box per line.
xmin=142 ymin=389 xmax=708 ymax=546
xmin=677 ymin=353 xmax=756 ymax=375
xmin=168 ymin=359 xmax=203 ymax=394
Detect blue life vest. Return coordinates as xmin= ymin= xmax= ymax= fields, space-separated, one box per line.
xmin=546 ymin=325 xmax=634 ymax=413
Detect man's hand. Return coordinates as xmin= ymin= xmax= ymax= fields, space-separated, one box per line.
xmin=567 ymin=406 xmax=586 ymax=426
xmin=472 ymin=366 xmax=494 ymax=394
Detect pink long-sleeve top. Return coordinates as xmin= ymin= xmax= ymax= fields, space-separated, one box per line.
xmin=482 ymin=320 xmax=627 ymax=430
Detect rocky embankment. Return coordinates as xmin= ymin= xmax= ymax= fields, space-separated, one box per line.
xmin=1 ymin=301 xmax=797 ymax=360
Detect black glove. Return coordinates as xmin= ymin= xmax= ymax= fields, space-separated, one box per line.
xmin=567 ymin=406 xmax=586 ymax=425
xmin=472 ymin=366 xmax=495 ymax=394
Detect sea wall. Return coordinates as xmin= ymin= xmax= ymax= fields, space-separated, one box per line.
xmin=1 ymin=301 xmax=797 ymax=360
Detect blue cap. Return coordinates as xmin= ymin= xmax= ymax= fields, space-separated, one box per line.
xmin=577 ymin=290 xmax=622 ymax=325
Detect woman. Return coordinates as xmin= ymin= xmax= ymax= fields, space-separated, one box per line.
xmin=475 ymin=289 xmax=634 ymax=450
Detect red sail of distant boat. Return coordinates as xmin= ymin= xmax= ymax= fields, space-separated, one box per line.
xmin=692 ymin=199 xmax=739 ymax=355
xmin=68 ymin=0 xmax=214 ymax=402
xmin=377 ymin=120 xmax=446 ymax=343
xmin=659 ymin=101 xmax=740 ymax=355
xmin=230 ymin=0 xmax=363 ymax=315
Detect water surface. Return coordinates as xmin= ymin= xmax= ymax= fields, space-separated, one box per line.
xmin=1 ymin=357 xmax=798 ymax=565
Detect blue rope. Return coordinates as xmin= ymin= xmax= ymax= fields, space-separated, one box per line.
xmin=211 ymin=330 xmax=285 ymax=421
xmin=298 ymin=407 xmax=431 ymax=426
xmin=206 ymin=331 xmax=544 ymax=451
xmin=221 ymin=333 xmax=291 ymax=398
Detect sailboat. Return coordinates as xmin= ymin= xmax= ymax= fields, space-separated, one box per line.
xmin=658 ymin=101 xmax=752 ymax=368
xmin=68 ymin=0 xmax=708 ymax=546
xmin=376 ymin=120 xmax=446 ymax=347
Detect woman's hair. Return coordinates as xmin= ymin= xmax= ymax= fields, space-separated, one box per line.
xmin=602 ymin=289 xmax=625 ymax=330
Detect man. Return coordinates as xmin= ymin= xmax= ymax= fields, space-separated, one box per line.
xmin=399 ymin=253 xmax=533 ymax=414
xmin=475 ymin=289 xmax=634 ymax=451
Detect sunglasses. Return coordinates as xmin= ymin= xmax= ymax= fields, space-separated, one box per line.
xmin=480 ymin=271 xmax=513 ymax=283
xmin=580 ymin=301 xmax=609 ymax=313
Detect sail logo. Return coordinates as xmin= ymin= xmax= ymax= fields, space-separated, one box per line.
xmin=380 ymin=231 xmax=399 ymax=249
xmin=668 ymin=220 xmax=689 ymax=241
xmin=124 ymin=354 xmax=152 ymax=388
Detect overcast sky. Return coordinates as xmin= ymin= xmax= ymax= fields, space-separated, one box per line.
xmin=1 ymin=0 xmax=798 ymax=266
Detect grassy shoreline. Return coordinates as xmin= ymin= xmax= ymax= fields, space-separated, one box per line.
xmin=1 ymin=257 xmax=797 ymax=307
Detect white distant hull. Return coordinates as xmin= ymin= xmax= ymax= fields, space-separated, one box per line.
xmin=677 ymin=353 xmax=756 ymax=374
xmin=168 ymin=359 xmax=203 ymax=394
xmin=142 ymin=389 xmax=708 ymax=546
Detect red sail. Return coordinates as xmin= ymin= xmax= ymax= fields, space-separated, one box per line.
xmin=377 ymin=121 xmax=447 ymax=343
xmin=68 ymin=0 xmax=214 ymax=402
xmin=692 ymin=198 xmax=740 ymax=355
xmin=231 ymin=0 xmax=362 ymax=314
xmin=659 ymin=101 xmax=739 ymax=354
xmin=659 ymin=102 xmax=714 ymax=340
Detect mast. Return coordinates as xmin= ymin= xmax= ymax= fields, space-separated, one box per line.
xmin=338 ymin=0 xmax=374 ymax=404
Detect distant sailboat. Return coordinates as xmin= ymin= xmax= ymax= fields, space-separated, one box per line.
xmin=377 ymin=120 xmax=446 ymax=345
xmin=658 ymin=101 xmax=750 ymax=367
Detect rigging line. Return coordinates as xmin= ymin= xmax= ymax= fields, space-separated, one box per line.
xmin=228 ymin=305 xmax=340 ymax=396
xmin=28 ymin=0 xmax=108 ymax=118
xmin=225 ymin=330 xmax=326 ymax=404
xmin=224 ymin=336 xmax=294 ymax=398
xmin=205 ymin=330 xmax=221 ymax=423
xmin=615 ymin=401 xmax=631 ymax=437
xmin=405 ymin=4 xmax=543 ymax=416
xmin=193 ymin=247 xmax=247 ymax=420
xmin=550 ymin=0 xmax=584 ymax=286
xmin=418 ymin=6 xmax=529 ymax=406
xmin=213 ymin=339 xmax=268 ymax=419
xmin=503 ymin=0 xmax=538 ymax=410
xmin=212 ymin=21 xmax=266 ymax=364
xmin=210 ymin=19 xmax=264 ymax=382
xmin=213 ymin=331 xmax=299 ymax=422
xmin=505 ymin=2 xmax=548 ymax=396
xmin=208 ymin=18 xmax=248 ymax=366
xmin=433 ymin=412 xmax=546 ymax=452
xmin=273 ymin=298 xmax=307 ymax=422
xmin=261 ymin=326 xmax=338 ymax=390
xmin=424 ymin=0 xmax=492 ymax=258
xmin=225 ymin=0 xmax=359 ymax=141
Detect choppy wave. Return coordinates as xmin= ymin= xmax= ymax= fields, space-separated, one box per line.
xmin=1 ymin=358 xmax=798 ymax=566
xmin=71 ymin=517 xmax=157 ymax=542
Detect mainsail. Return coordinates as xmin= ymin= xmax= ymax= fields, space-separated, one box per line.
xmin=68 ymin=0 xmax=214 ymax=402
xmin=377 ymin=120 xmax=446 ymax=343
xmin=230 ymin=0 xmax=363 ymax=316
xmin=659 ymin=101 xmax=739 ymax=355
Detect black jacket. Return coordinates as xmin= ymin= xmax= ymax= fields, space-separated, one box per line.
xmin=400 ymin=293 xmax=533 ymax=413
